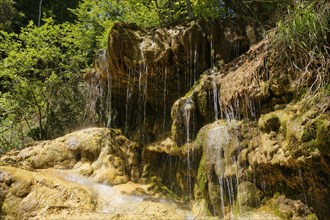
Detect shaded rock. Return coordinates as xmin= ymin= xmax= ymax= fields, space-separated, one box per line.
xmin=258 ymin=113 xmax=281 ymax=133
xmin=141 ymin=137 xmax=202 ymax=196
xmin=267 ymin=194 xmax=315 ymax=219
xmin=191 ymin=199 xmax=212 ymax=218
xmin=237 ymin=181 xmax=263 ymax=210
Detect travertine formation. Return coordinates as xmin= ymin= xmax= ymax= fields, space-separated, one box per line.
xmin=1 ymin=20 xmax=329 ymax=219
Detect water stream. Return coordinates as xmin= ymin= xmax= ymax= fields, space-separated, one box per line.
xmin=54 ymin=170 xmax=195 ymax=219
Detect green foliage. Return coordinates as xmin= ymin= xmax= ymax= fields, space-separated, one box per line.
xmin=270 ymin=0 xmax=329 ymax=92
xmin=223 ymin=0 xmax=291 ymax=25
xmin=0 ymin=18 xmax=88 ymax=150
xmin=13 ymin=0 xmax=80 ymax=26
xmin=192 ymin=0 xmax=229 ymax=19
xmin=0 ymin=0 xmax=25 ymax=32
xmin=72 ymin=0 xmax=159 ymax=50
xmin=153 ymin=0 xmax=188 ymax=25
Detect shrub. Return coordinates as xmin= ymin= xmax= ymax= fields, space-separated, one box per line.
xmin=270 ymin=0 xmax=329 ymax=92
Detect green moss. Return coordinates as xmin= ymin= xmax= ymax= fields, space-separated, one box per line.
xmin=314 ymin=115 xmax=330 ymax=155
xmin=302 ymin=115 xmax=330 ymax=155
xmin=259 ymin=113 xmax=281 ymax=133
xmin=197 ymin=154 xmax=207 ymax=197
xmin=302 ymin=121 xmax=317 ymax=142
xmin=306 ymin=213 xmax=318 ymax=220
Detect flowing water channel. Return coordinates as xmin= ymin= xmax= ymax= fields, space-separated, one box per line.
xmin=52 ymin=169 xmax=195 ymax=219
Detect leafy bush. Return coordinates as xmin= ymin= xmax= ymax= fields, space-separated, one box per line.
xmin=0 ymin=18 xmax=88 ymax=150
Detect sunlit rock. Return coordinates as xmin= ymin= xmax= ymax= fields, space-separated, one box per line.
xmin=1 ymin=128 xmax=140 ymax=185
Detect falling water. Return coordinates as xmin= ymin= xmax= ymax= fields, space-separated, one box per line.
xmin=183 ymin=98 xmax=194 ymax=207
xmin=84 ymin=49 xmax=110 ymax=126
xmin=211 ymin=76 xmax=220 ymax=121
xmin=138 ymin=42 xmax=148 ymax=142
xmin=207 ymin=125 xmax=228 ymax=216
xmin=210 ymin=37 xmax=216 ymax=70
xmin=163 ymin=64 xmax=168 ymax=132
xmin=124 ymin=68 xmax=134 ymax=135
xmin=193 ymin=44 xmax=198 ymax=83
xmin=185 ymin=43 xmax=199 ymax=91
xmin=106 ymin=72 xmax=113 ymax=128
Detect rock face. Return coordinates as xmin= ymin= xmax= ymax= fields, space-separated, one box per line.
xmin=141 ymin=36 xmax=330 ymax=219
xmin=85 ymin=20 xmax=249 ymax=144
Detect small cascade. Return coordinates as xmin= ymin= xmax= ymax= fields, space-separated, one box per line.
xmin=106 ymin=71 xmax=113 ymax=128
xmin=97 ymin=49 xmax=113 ymax=127
xmin=163 ymin=64 xmax=168 ymax=132
xmin=182 ymin=97 xmax=196 ymax=208
xmin=206 ymin=125 xmax=228 ymax=216
xmin=232 ymin=155 xmax=241 ymax=214
xmin=204 ymin=121 xmax=244 ymax=217
xmin=210 ymin=34 xmax=216 ymax=70
xmin=193 ymin=44 xmax=198 ymax=84
xmin=185 ymin=42 xmax=199 ymax=91
xmin=124 ymin=68 xmax=134 ymax=136
xmin=137 ymin=42 xmax=149 ymax=143
xmin=211 ymin=75 xmax=220 ymax=121
xmin=84 ymin=49 xmax=108 ymax=126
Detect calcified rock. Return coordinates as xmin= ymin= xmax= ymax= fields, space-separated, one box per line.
xmin=0 ymin=167 xmax=194 ymax=220
xmin=146 ymin=35 xmax=329 ymax=218
xmin=0 ymin=128 xmax=197 ymax=219
xmin=105 ymin=21 xmax=248 ymax=107
xmin=1 ymin=128 xmax=140 ymax=185
xmin=86 ymin=20 xmax=249 ymax=144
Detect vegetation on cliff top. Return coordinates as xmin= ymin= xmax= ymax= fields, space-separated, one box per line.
xmin=0 ymin=0 xmax=329 ymax=151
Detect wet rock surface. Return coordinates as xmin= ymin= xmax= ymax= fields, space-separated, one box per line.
xmin=141 ymin=35 xmax=329 ymax=219
xmin=86 ymin=20 xmax=249 ymax=144
xmin=0 ymin=167 xmax=194 ymax=220
xmin=0 ymin=128 xmax=195 ymax=219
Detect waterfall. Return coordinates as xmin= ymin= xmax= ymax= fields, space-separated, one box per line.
xmin=124 ymin=68 xmax=134 ymax=135
xmin=183 ymin=98 xmax=194 ymax=206
xmin=207 ymin=126 xmax=228 ymax=216
xmin=137 ymin=42 xmax=149 ymax=143
xmin=211 ymin=75 xmax=220 ymax=121
xmin=163 ymin=64 xmax=168 ymax=132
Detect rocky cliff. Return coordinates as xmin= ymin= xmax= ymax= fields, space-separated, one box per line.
xmin=85 ymin=20 xmax=249 ymax=144
xmin=1 ymin=19 xmax=329 ymax=219
xmin=142 ymin=36 xmax=329 ymax=219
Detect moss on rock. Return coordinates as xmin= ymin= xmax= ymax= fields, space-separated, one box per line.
xmin=197 ymin=154 xmax=207 ymax=197
xmin=259 ymin=113 xmax=281 ymax=133
xmin=302 ymin=114 xmax=330 ymax=155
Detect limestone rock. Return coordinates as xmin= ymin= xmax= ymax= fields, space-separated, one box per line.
xmin=0 ymin=167 xmax=97 ymax=219
xmin=86 ymin=20 xmax=249 ymax=144
xmin=237 ymin=181 xmax=263 ymax=210
xmin=0 ymin=167 xmax=194 ymax=220
xmin=1 ymin=128 xmax=141 ymax=185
